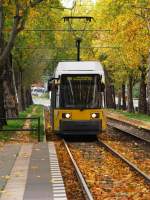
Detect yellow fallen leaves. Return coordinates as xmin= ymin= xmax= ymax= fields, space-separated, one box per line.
xmin=34 ymin=148 xmax=40 ymax=151
xmin=0 ymin=189 xmax=6 ymax=194
xmin=49 ymin=178 xmax=62 ymax=183
xmin=1 ymin=175 xmax=11 ymax=180
xmin=55 ymin=141 xmax=85 ymax=200
xmin=20 ymin=153 xmax=30 ymax=158
xmin=100 ymin=131 xmax=150 ymax=177
xmin=69 ymin=142 xmax=150 ymax=200
xmin=31 ymin=165 xmax=39 ymax=170
xmin=14 ymin=172 xmax=24 ymax=177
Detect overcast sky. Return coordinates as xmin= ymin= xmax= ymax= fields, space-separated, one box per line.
xmin=62 ymin=0 xmax=74 ymax=8
xmin=62 ymin=0 xmax=96 ymax=8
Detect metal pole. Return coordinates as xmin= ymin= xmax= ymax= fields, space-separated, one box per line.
xmin=38 ymin=117 xmax=40 ymax=142
xmin=76 ymin=38 xmax=82 ymax=61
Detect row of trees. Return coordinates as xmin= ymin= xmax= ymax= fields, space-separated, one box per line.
xmin=0 ymin=0 xmax=149 ymax=132
xmin=52 ymin=0 xmax=150 ymax=115
xmin=0 ymin=0 xmax=61 ymax=128
xmin=91 ymin=0 xmax=150 ymax=114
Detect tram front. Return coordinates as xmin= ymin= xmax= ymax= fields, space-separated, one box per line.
xmin=49 ymin=61 xmax=106 ymax=135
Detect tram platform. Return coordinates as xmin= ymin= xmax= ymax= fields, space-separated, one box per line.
xmin=106 ymin=111 xmax=150 ymax=131
xmin=105 ymin=111 xmax=150 ymax=141
xmin=0 ymin=142 xmax=67 ymax=200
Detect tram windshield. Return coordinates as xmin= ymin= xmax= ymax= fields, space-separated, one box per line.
xmin=59 ymin=74 xmax=104 ymax=109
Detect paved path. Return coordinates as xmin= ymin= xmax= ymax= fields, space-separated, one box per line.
xmin=0 ymin=144 xmax=21 ymax=195
xmin=33 ymin=98 xmax=50 ymax=107
xmin=0 ymin=142 xmax=67 ymax=200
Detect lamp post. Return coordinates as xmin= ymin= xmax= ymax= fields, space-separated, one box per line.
xmin=76 ymin=37 xmax=82 ymax=61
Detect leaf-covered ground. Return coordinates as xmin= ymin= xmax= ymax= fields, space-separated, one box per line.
xmin=68 ymin=142 xmax=150 ymax=200
xmin=55 ymin=141 xmax=85 ymax=200
xmin=0 ymin=105 xmax=43 ymax=144
xmin=99 ymin=129 xmax=150 ymax=177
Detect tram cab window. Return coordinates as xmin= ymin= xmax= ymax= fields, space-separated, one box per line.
xmin=51 ymin=83 xmax=56 ymax=109
xmin=59 ymin=74 xmax=104 ymax=109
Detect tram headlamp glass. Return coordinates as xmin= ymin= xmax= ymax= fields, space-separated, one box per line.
xmin=62 ymin=113 xmax=71 ymax=119
xmin=91 ymin=113 xmax=99 ymax=119
xmin=65 ymin=113 xmax=71 ymax=119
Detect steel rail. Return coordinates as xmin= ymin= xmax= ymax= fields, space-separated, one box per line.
xmin=14 ymin=46 xmax=120 ymax=49
xmin=63 ymin=139 xmax=94 ymax=200
xmin=98 ymin=140 xmax=150 ymax=184
xmin=107 ymin=121 xmax=150 ymax=143
xmin=4 ymin=29 xmax=111 ymax=32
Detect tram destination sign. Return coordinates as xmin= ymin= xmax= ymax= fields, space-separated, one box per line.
xmin=67 ymin=76 xmax=93 ymax=81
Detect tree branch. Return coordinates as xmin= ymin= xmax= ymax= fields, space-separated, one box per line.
xmin=30 ymin=0 xmax=44 ymax=7
xmin=0 ymin=0 xmax=44 ymax=64
xmin=0 ymin=4 xmax=21 ymax=63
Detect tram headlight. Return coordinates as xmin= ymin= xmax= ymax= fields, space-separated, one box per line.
xmin=91 ymin=113 xmax=99 ymax=119
xmin=62 ymin=113 xmax=71 ymax=119
xmin=65 ymin=113 xmax=71 ymax=119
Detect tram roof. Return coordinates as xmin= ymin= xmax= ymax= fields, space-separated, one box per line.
xmin=54 ymin=61 xmax=104 ymax=78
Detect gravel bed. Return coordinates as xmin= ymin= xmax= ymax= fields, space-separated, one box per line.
xmin=68 ymin=142 xmax=150 ymax=200
xmin=44 ymin=110 xmax=61 ymax=141
xmin=55 ymin=141 xmax=85 ymax=200
xmin=107 ymin=118 xmax=150 ymax=141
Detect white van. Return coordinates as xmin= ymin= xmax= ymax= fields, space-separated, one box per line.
xmin=31 ymin=87 xmax=45 ymax=96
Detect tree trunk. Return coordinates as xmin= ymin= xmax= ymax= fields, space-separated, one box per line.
xmin=25 ymin=87 xmax=33 ymax=107
xmin=122 ymin=83 xmax=126 ymax=110
xmin=0 ymin=65 xmax=6 ymax=127
xmin=15 ymin=70 xmax=22 ymax=111
xmin=15 ymin=68 xmax=26 ymax=111
xmin=0 ymin=2 xmax=6 ymax=127
xmin=3 ymin=54 xmax=19 ymax=117
xmin=112 ymin=85 xmax=116 ymax=109
xmin=28 ymin=87 xmax=33 ymax=106
xmin=21 ymin=79 xmax=26 ymax=111
xmin=104 ymin=69 xmax=116 ymax=108
xmin=117 ymin=89 xmax=121 ymax=109
xmin=0 ymin=62 xmax=7 ymax=126
xmin=147 ymin=51 xmax=150 ymax=115
xmin=138 ymin=66 xmax=147 ymax=114
xmin=127 ymin=75 xmax=134 ymax=113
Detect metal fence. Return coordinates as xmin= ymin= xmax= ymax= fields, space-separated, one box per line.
xmin=0 ymin=117 xmax=41 ymax=142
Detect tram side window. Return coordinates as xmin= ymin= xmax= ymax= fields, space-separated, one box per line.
xmin=59 ymin=75 xmax=104 ymax=109
xmin=51 ymin=84 xmax=56 ymax=109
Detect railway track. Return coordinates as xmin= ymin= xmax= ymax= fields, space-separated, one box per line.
xmin=63 ymin=139 xmax=94 ymax=200
xmin=98 ymin=140 xmax=150 ymax=183
xmin=64 ymin=138 xmax=150 ymax=199
xmin=100 ymin=124 xmax=150 ymax=178
xmin=107 ymin=120 xmax=150 ymax=143
xmin=45 ymin=109 xmax=150 ymax=198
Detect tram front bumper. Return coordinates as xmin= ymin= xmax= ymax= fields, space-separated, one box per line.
xmin=60 ymin=119 xmax=101 ymax=135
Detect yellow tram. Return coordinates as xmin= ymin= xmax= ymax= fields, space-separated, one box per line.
xmin=48 ymin=61 xmax=106 ymax=135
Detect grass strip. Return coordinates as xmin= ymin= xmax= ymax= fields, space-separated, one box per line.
xmin=0 ymin=105 xmax=39 ymax=141
xmin=108 ymin=109 xmax=150 ymax=123
xmin=29 ymin=105 xmax=44 ymax=141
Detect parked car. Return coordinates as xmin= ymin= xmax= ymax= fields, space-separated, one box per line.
xmin=31 ymin=87 xmax=45 ymax=97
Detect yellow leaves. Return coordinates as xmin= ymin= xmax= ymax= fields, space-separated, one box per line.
xmin=0 ymin=189 xmax=6 ymax=194
xmin=1 ymin=175 xmax=11 ymax=180
xmin=19 ymin=9 xmax=24 ymax=17
xmin=34 ymin=148 xmax=40 ymax=151
xmin=21 ymin=153 xmax=30 ymax=158
xmin=29 ymin=9 xmax=40 ymax=19
xmin=31 ymin=165 xmax=39 ymax=170
xmin=14 ymin=171 xmax=23 ymax=177
xmin=91 ymin=0 xmax=149 ymax=80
